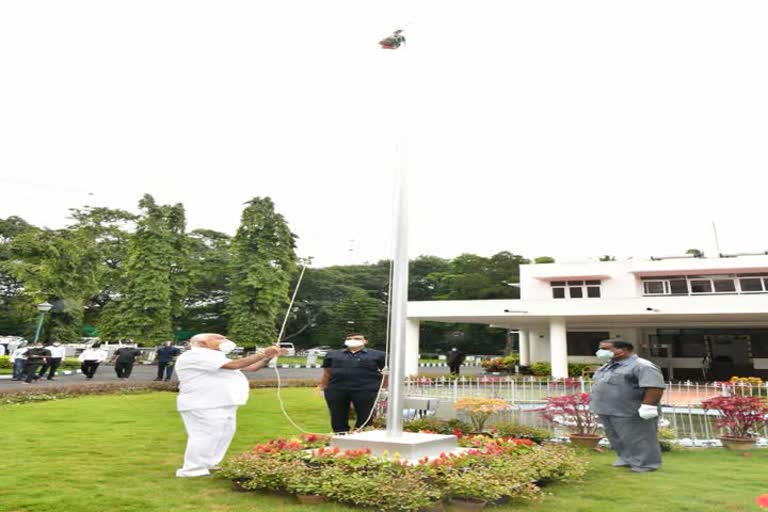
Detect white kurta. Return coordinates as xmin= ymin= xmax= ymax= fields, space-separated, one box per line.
xmin=174 ymin=347 xmax=250 ymax=477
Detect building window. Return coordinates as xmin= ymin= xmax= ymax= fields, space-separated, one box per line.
xmin=690 ymin=279 xmax=713 ymax=293
xmin=643 ymin=274 xmax=767 ymax=296
xmin=740 ymin=278 xmax=764 ymax=292
xmin=551 ymin=280 xmax=601 ymax=299
xmin=567 ymin=331 xmax=610 ymax=356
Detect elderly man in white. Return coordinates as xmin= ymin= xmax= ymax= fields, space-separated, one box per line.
xmin=175 ymin=333 xmax=286 ymax=478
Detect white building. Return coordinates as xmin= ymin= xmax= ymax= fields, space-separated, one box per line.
xmin=405 ymin=254 xmax=768 ymax=380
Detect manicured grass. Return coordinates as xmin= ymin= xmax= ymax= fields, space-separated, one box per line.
xmin=2 ymin=389 xmax=767 ymax=512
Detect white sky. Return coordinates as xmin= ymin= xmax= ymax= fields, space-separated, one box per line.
xmin=1 ymin=1 xmax=767 ymax=267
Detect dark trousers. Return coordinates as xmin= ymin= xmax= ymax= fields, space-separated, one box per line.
xmin=38 ymin=357 xmax=62 ymax=379
xmin=12 ymin=359 xmax=26 ymax=380
xmin=157 ymin=361 xmax=174 ymax=380
xmin=115 ymin=361 xmax=134 ymax=378
xmin=23 ymin=362 xmax=42 ymax=383
xmin=448 ymin=363 xmax=462 ymax=375
xmin=324 ymin=389 xmax=379 ymax=433
xmin=81 ymin=361 xmax=100 ymax=378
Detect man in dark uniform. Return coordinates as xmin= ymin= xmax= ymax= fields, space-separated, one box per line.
xmin=446 ymin=347 xmax=466 ymax=375
xmin=155 ymin=341 xmax=181 ymax=381
xmin=22 ymin=342 xmax=51 ymax=384
xmin=319 ymin=333 xmax=386 ymax=433
xmin=111 ymin=345 xmax=143 ymax=379
xmin=590 ymin=339 xmax=666 ymax=472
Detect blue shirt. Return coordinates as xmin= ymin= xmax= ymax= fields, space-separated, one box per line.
xmin=156 ymin=346 xmax=181 ymax=363
xmin=322 ymin=348 xmax=386 ymax=391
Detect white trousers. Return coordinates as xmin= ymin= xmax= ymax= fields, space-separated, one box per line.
xmin=177 ymin=406 xmax=238 ymax=477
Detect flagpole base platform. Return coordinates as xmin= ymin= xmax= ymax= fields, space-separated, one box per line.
xmin=330 ymin=430 xmax=458 ymax=463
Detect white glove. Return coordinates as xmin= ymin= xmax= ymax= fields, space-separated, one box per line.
xmin=638 ymin=404 xmax=659 ymax=420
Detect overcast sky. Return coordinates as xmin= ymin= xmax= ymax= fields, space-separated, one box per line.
xmin=1 ymin=1 xmax=767 ymax=267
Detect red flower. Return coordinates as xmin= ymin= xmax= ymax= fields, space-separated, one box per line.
xmin=756 ymin=494 xmax=768 ymax=508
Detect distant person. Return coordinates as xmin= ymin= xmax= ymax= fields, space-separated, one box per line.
xmin=174 ymin=333 xmax=285 ymax=477
xmin=155 ymin=341 xmax=181 ymax=382
xmin=38 ymin=341 xmax=66 ymax=380
xmin=319 ymin=333 xmax=387 ymax=433
xmin=446 ymin=347 xmax=466 ymax=375
xmin=111 ymin=345 xmax=143 ymax=379
xmin=79 ymin=344 xmax=108 ymax=379
xmin=22 ymin=342 xmax=50 ymax=384
xmin=10 ymin=342 xmax=28 ymax=381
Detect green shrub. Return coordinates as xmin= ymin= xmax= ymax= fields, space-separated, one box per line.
xmin=529 ymin=362 xmax=551 ymax=376
xmin=481 ymin=354 xmax=519 ymax=373
xmin=403 ymin=417 xmax=471 ymax=435
xmin=527 ymin=362 xmax=595 ymax=377
xmin=494 ymin=421 xmax=552 ymax=444
xmin=221 ymin=434 xmax=589 ymax=511
xmin=658 ymin=427 xmax=676 ymax=452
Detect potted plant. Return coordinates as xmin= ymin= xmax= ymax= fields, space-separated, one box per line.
xmin=701 ymin=395 xmax=768 ymax=450
xmin=454 ymin=397 xmax=510 ymax=433
xmin=541 ymin=393 xmax=602 ymax=449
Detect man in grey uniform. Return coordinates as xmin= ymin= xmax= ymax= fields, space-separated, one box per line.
xmin=590 ymin=339 xmax=666 ymax=472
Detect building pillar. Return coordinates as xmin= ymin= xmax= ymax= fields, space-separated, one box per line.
xmin=549 ymin=317 xmax=569 ymax=378
xmin=519 ymin=329 xmax=530 ymax=366
xmin=404 ymin=319 xmax=420 ymax=376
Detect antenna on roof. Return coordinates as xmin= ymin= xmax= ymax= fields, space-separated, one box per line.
xmin=712 ymin=221 xmax=723 ymax=257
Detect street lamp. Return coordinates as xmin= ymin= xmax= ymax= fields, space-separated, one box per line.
xmin=33 ymin=302 xmax=53 ymax=343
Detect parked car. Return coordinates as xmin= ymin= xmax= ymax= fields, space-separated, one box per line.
xmin=306 ymin=346 xmax=332 ymax=357
xmin=278 ymin=342 xmax=296 ymax=357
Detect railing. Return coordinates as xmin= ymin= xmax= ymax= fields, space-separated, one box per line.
xmin=403 ymin=376 xmax=768 ymax=444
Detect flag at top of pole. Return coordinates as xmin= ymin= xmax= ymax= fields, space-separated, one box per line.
xmin=379 ymin=29 xmax=405 ymax=49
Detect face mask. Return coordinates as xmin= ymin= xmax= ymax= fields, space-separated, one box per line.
xmin=345 ymin=339 xmax=364 ymax=349
xmin=595 ymin=349 xmax=614 ymax=361
xmin=219 ymin=340 xmax=237 ymax=354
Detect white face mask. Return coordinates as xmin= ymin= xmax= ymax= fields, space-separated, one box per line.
xmin=344 ymin=339 xmax=365 ymax=349
xmin=219 ymin=340 xmax=237 ymax=354
xmin=595 ymin=349 xmax=614 ymax=361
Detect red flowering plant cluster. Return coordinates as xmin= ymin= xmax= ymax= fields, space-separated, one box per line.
xmin=540 ymin=393 xmax=601 ymax=436
xmin=219 ymin=430 xmax=588 ymax=511
xmin=701 ymin=395 xmax=768 ymax=439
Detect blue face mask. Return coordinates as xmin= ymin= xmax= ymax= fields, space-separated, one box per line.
xmin=595 ymin=349 xmax=614 ymax=361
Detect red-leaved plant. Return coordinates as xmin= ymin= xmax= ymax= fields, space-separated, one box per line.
xmin=701 ymin=396 xmax=768 ymax=439
xmin=540 ymin=393 xmax=601 ymax=436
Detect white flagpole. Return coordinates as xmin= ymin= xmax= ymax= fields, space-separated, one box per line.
xmin=385 ymin=31 xmax=408 ymax=438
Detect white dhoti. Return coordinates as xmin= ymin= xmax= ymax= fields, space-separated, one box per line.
xmin=176 ymin=405 xmax=238 ymax=477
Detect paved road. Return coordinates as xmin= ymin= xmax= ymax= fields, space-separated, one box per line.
xmin=0 ymin=363 xmax=483 ymax=390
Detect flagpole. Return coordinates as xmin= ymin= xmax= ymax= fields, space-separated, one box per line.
xmin=384 ymin=31 xmax=407 ymax=438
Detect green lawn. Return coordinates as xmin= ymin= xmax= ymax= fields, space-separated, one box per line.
xmin=2 ymin=389 xmax=766 ymax=512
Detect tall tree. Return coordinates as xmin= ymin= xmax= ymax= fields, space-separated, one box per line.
xmin=226 ymin=197 xmax=297 ymax=345
xmin=4 ymin=226 xmax=102 ymax=341
xmin=99 ymin=195 xmax=188 ymax=343
xmin=68 ymin=206 xmax=137 ymax=330
xmin=179 ymin=229 xmax=232 ymax=336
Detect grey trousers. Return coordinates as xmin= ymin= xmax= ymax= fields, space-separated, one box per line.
xmin=599 ymin=414 xmax=661 ymax=471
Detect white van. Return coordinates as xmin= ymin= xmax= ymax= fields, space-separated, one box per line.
xmin=278 ymin=342 xmax=295 ymax=357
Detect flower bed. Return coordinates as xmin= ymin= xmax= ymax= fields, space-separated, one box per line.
xmin=220 ymin=433 xmax=588 ymax=511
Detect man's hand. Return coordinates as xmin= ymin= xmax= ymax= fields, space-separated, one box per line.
xmin=263 ymin=345 xmax=289 ymax=358
xmin=638 ymin=404 xmax=659 ymax=420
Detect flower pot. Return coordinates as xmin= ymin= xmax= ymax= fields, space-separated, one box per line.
xmin=296 ymin=494 xmax=326 ymax=504
xmin=720 ymin=436 xmax=757 ymax=451
xmin=567 ymin=434 xmax=602 ymax=449
xmin=449 ymin=497 xmax=487 ymax=510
